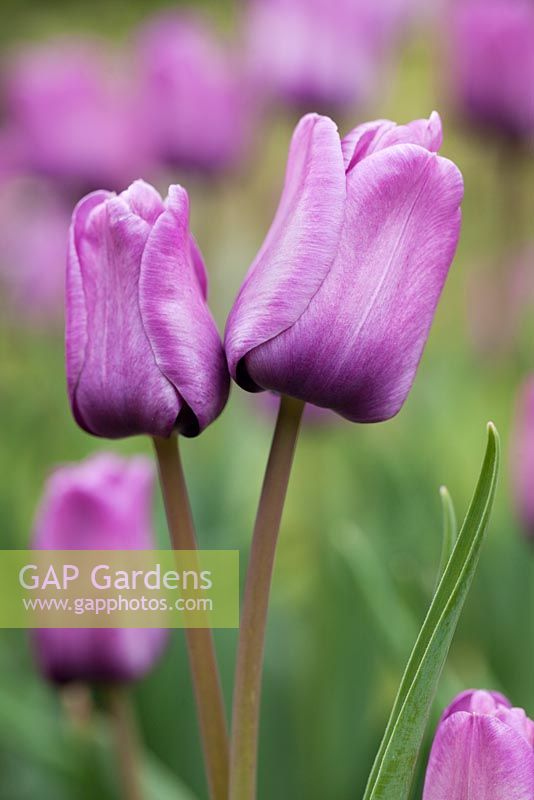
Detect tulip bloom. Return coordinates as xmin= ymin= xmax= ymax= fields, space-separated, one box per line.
xmin=32 ymin=453 xmax=167 ymax=684
xmin=135 ymin=13 xmax=251 ymax=173
xmin=245 ymin=0 xmax=408 ymax=112
xmin=0 ymin=177 xmax=69 ymax=321
xmin=448 ymin=0 xmax=534 ymax=139
xmin=423 ymin=689 xmax=534 ymax=799
xmin=511 ymin=376 xmax=534 ymax=540
xmin=225 ymin=112 xmax=463 ymax=423
xmin=2 ymin=38 xmax=149 ymax=190
xmin=66 ymin=179 xmax=229 ymax=439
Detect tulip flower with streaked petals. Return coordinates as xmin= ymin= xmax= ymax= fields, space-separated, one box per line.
xmin=423 ymin=689 xmax=534 ymax=799
xmin=511 ymin=376 xmax=534 ymax=540
xmin=32 ymin=453 xmax=167 ymax=684
xmin=66 ymin=179 xmax=229 ymax=439
xmin=225 ymin=112 xmax=463 ymax=423
xmin=448 ymin=0 xmax=534 ymax=140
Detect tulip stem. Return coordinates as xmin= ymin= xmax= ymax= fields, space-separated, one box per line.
xmin=229 ymin=395 xmax=305 ymax=800
xmin=106 ymin=685 xmax=144 ymax=800
xmin=153 ymin=435 xmax=229 ymax=800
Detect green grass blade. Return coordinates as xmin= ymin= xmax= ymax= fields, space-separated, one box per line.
xmin=436 ymin=486 xmax=457 ymax=587
xmin=363 ymin=423 xmax=500 ymax=800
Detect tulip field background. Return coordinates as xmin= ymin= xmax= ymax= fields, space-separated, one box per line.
xmin=0 ymin=0 xmax=533 ymax=798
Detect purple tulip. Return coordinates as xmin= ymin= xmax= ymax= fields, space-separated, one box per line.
xmin=32 ymin=453 xmax=168 ymax=684
xmin=448 ymin=0 xmax=534 ymax=139
xmin=0 ymin=177 xmax=69 ymax=322
xmin=135 ymin=12 xmax=251 ymax=173
xmin=66 ymin=179 xmax=229 ymax=439
xmin=423 ymin=689 xmax=534 ymax=799
xmin=245 ymin=0 xmax=408 ymax=112
xmin=225 ymin=112 xmax=463 ymax=423
xmin=2 ymin=38 xmax=150 ymax=190
xmin=511 ymin=376 xmax=534 ymax=540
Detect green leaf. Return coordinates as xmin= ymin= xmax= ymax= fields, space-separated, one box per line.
xmin=363 ymin=423 xmax=500 ymax=800
xmin=330 ymin=526 xmax=464 ymax=707
xmin=436 ymin=486 xmax=457 ymax=587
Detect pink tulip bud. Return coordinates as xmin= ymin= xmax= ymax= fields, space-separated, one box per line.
xmin=3 ymin=37 xmax=151 ymax=190
xmin=32 ymin=453 xmax=168 ymax=684
xmin=0 ymin=177 xmax=69 ymax=323
xmin=423 ymin=689 xmax=534 ymax=799
xmin=135 ymin=12 xmax=252 ymax=174
xmin=66 ymin=179 xmax=229 ymax=439
xmin=448 ymin=0 xmax=534 ymax=139
xmin=225 ymin=112 xmax=463 ymax=423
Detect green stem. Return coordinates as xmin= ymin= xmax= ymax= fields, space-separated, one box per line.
xmin=229 ymin=395 xmax=305 ymax=800
xmin=153 ymin=436 xmax=229 ymax=800
xmin=106 ymin=685 xmax=144 ymax=800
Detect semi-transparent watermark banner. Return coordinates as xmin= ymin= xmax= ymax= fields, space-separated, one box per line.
xmin=0 ymin=551 xmax=239 ymax=628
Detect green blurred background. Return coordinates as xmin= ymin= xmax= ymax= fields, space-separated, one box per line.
xmin=0 ymin=0 xmax=533 ymax=798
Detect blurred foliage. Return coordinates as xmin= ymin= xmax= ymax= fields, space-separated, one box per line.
xmin=0 ymin=2 xmax=533 ymax=799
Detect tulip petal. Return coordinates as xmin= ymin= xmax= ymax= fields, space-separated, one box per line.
xmin=423 ymin=712 xmax=534 ymax=800
xmin=225 ymin=112 xmax=346 ymax=389
xmin=441 ymin=689 xmax=512 ymax=722
xmin=66 ymin=189 xmax=112 ymax=428
xmin=343 ymin=112 xmax=442 ymax=173
xmin=34 ymin=627 xmax=168 ymax=684
xmin=245 ymin=143 xmax=463 ymax=422
xmin=34 ymin=453 xmax=155 ymax=550
xmin=139 ymin=185 xmax=229 ymax=436
xmin=72 ymin=188 xmax=180 ymax=438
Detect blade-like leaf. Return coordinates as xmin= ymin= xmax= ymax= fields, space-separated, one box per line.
xmin=330 ymin=526 xmax=464 ymax=706
xmin=363 ymin=423 xmax=500 ymax=800
xmin=436 ymin=486 xmax=457 ymax=587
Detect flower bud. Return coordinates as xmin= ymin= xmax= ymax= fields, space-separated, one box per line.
xmin=135 ymin=12 xmax=252 ymax=173
xmin=66 ymin=179 xmax=229 ymax=439
xmin=3 ymin=38 xmax=149 ymax=190
xmin=448 ymin=0 xmax=534 ymax=139
xmin=225 ymin=112 xmax=463 ymax=423
xmin=423 ymin=689 xmax=534 ymax=799
xmin=32 ymin=453 xmax=168 ymax=684
xmin=0 ymin=177 xmax=69 ymax=323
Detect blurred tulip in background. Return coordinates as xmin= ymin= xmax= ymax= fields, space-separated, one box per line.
xmin=0 ymin=176 xmax=69 ymax=322
xmin=244 ymin=0 xmax=412 ymax=114
xmin=447 ymin=0 xmax=534 ymax=140
xmin=135 ymin=12 xmax=253 ymax=174
xmin=31 ymin=453 xmax=168 ymax=684
xmin=1 ymin=37 xmax=151 ymax=192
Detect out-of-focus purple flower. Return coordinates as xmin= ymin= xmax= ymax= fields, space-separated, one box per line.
xmin=423 ymin=689 xmax=534 ymax=799
xmin=135 ymin=13 xmax=252 ymax=174
xmin=511 ymin=376 xmax=534 ymax=540
xmin=66 ymin=179 xmax=229 ymax=440
xmin=2 ymin=38 xmax=150 ymax=190
xmin=245 ymin=0 xmax=415 ymax=113
xmin=448 ymin=0 xmax=534 ymax=139
xmin=225 ymin=112 xmax=463 ymax=423
xmin=0 ymin=177 xmax=69 ymax=321
xmin=32 ymin=453 xmax=168 ymax=684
